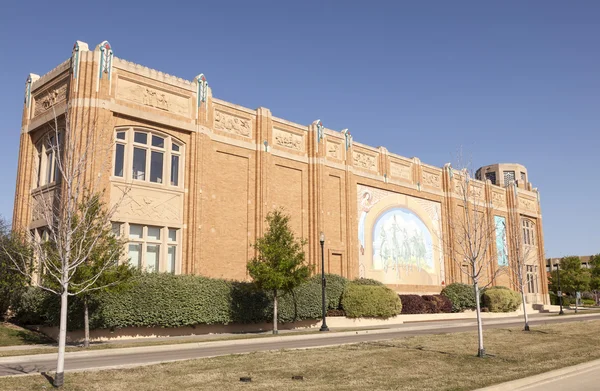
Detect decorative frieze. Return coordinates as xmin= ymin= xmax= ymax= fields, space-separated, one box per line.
xmin=116 ymin=187 xmax=183 ymax=222
xmin=273 ymin=128 xmax=303 ymax=151
xmin=34 ymin=82 xmax=68 ymax=116
xmin=422 ymin=171 xmax=441 ymax=189
xmin=116 ymin=78 xmax=190 ymax=116
xmin=390 ymin=161 xmax=412 ymax=181
xmin=353 ymin=151 xmax=377 ymax=171
xmin=491 ymin=191 xmax=506 ymax=207
xmin=213 ymin=110 xmax=252 ymax=138
xmin=519 ymin=197 xmax=537 ymax=214
xmin=327 ymin=142 xmax=341 ymax=159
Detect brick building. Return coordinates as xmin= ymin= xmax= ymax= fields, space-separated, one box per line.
xmin=12 ymin=41 xmax=549 ymax=304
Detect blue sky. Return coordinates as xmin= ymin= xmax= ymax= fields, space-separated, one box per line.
xmin=0 ymin=1 xmax=598 ymax=257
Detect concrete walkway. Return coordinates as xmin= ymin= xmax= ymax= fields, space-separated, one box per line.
xmin=476 ymin=358 xmax=600 ymax=390
xmin=1 ymin=312 xmax=599 ymax=377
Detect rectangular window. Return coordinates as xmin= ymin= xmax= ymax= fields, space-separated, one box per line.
xmin=129 ymin=224 xmax=143 ymax=239
xmin=147 ymin=226 xmax=161 ymax=241
xmin=132 ymin=147 xmax=146 ymax=180
xmin=134 ymin=132 xmax=148 ymax=144
xmin=168 ymin=228 xmax=177 ymax=242
xmin=36 ymin=145 xmax=42 ymax=187
xmin=167 ymin=246 xmax=176 ymax=273
xmin=46 ymin=149 xmax=54 ymax=184
xmin=152 ymin=135 xmax=165 ymax=148
xmin=171 ymin=155 xmax=179 ymax=186
xmin=116 ymin=131 xmax=126 ymax=140
xmin=114 ymin=143 xmax=125 ymax=177
xmin=146 ymin=244 xmax=160 ymax=272
xmin=172 ymin=143 xmax=180 ymax=152
xmin=111 ymin=222 xmax=122 ymax=237
xmin=128 ymin=243 xmax=142 ymax=268
xmin=150 ymin=151 xmax=164 ymax=183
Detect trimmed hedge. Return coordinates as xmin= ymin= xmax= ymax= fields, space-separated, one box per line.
xmin=351 ymin=278 xmax=384 ymax=286
xmin=399 ymin=295 xmax=435 ymax=314
xmin=423 ymin=295 xmax=453 ymax=313
xmin=481 ymin=287 xmax=522 ymax=312
xmin=13 ymin=273 xmax=354 ymax=329
xmin=341 ymin=283 xmax=402 ymax=318
xmin=441 ymin=283 xmax=476 ymax=312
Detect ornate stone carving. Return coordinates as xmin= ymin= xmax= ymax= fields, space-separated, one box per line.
xmin=327 ymin=142 xmax=340 ymax=159
xmin=214 ymin=111 xmax=252 ymax=137
xmin=520 ymin=197 xmax=537 ymax=213
xmin=492 ymin=192 xmax=506 ymax=206
xmin=273 ymin=128 xmax=303 ymax=151
xmin=34 ymin=83 xmax=68 ymax=116
xmin=353 ymin=151 xmax=376 ymax=171
xmin=116 ymin=78 xmax=190 ymax=116
xmin=471 ymin=185 xmax=483 ymax=199
xmin=422 ymin=171 xmax=441 ymax=188
xmin=390 ymin=162 xmax=411 ymax=180
xmin=143 ymin=87 xmax=169 ymax=111
xmin=120 ymin=192 xmax=182 ymax=222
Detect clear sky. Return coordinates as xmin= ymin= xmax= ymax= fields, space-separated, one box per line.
xmin=0 ymin=0 xmax=598 ymax=257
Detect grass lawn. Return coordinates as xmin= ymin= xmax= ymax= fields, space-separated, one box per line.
xmin=0 ymin=323 xmax=52 ymax=347
xmin=2 ymin=320 xmax=600 ymax=390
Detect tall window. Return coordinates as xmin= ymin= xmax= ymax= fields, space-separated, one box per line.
xmin=112 ymin=128 xmax=183 ymax=188
xmin=522 ymin=219 xmax=536 ymax=246
xmin=503 ymin=170 xmax=515 ymax=186
xmin=33 ymin=133 xmax=60 ymax=188
xmin=526 ymin=265 xmax=538 ymax=293
xmin=121 ymin=223 xmax=180 ymax=273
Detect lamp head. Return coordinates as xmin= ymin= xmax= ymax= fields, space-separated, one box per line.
xmin=320 ymin=231 xmax=325 ymax=244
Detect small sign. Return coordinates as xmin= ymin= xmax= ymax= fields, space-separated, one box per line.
xmin=557 ymin=291 xmax=562 ymax=296
xmin=576 ymin=292 xmax=581 ymax=299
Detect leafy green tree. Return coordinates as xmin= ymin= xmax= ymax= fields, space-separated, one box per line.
xmin=0 ymin=219 xmax=32 ymax=320
xmin=549 ymin=256 xmax=591 ymax=313
xmin=247 ymin=209 xmax=311 ymax=334
xmin=589 ymin=254 xmax=600 ymax=305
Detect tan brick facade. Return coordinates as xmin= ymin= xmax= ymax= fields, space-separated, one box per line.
xmin=12 ymin=41 xmax=549 ymax=304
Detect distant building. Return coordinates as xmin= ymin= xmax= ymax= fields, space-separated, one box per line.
xmin=12 ymin=40 xmax=549 ymax=304
xmin=546 ymin=256 xmax=595 ymax=273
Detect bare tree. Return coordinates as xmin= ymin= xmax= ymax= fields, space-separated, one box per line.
xmin=442 ymin=154 xmax=504 ymax=358
xmin=502 ymin=182 xmax=535 ymax=331
xmin=3 ymin=106 xmax=128 ymax=387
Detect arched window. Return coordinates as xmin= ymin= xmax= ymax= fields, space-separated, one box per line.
xmin=33 ymin=131 xmax=61 ymax=188
xmin=522 ymin=219 xmax=536 ymax=246
xmin=113 ymin=127 xmax=183 ymax=188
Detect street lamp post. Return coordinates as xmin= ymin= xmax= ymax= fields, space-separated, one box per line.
xmin=556 ymin=263 xmax=564 ymax=315
xmin=319 ymin=232 xmax=329 ymax=332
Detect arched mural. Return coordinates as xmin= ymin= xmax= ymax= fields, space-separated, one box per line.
xmin=357 ymin=184 xmax=444 ymax=286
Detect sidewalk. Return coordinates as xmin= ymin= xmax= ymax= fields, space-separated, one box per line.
xmin=475 ymin=358 xmax=600 ymax=390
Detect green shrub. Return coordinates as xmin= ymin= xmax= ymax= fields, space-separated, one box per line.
xmin=481 ymin=287 xmax=522 ymax=312
xmin=582 ymin=298 xmax=596 ymax=306
xmin=341 ymin=283 xmax=402 ymax=318
xmin=441 ymin=283 xmax=476 ymax=312
xmin=307 ymin=274 xmax=348 ymax=310
xmin=351 ymin=278 xmax=384 ymax=286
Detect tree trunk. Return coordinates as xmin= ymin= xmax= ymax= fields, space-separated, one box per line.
xmin=474 ymin=281 xmax=485 ymax=357
xmin=575 ymin=295 xmax=578 ymax=314
xmin=272 ymin=290 xmax=278 ymax=335
xmin=83 ymin=295 xmax=90 ymax=348
xmin=521 ymin=289 xmax=530 ymax=331
xmin=54 ymin=285 xmax=69 ymax=387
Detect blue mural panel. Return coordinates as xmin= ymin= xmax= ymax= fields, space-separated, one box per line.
xmin=495 ymin=216 xmax=508 ymax=266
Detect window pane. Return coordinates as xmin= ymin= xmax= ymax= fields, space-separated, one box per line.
xmin=128 ymin=243 xmax=141 ymax=268
xmin=172 ymin=143 xmax=180 ymax=152
xmin=37 ymin=150 xmax=42 ymax=187
xmin=132 ymin=148 xmax=146 ymax=180
xmin=46 ymin=150 xmax=54 ymax=183
xmin=114 ymin=143 xmax=125 ymax=177
xmin=150 ymin=151 xmax=164 ymax=183
xmin=147 ymin=226 xmax=161 ymax=240
xmin=167 ymin=246 xmax=176 ymax=273
xmin=168 ymin=229 xmax=177 ymax=242
xmin=152 ymin=135 xmax=165 ymax=148
xmin=111 ymin=223 xmax=122 ymax=237
xmin=116 ymin=131 xmax=126 ymax=140
xmin=146 ymin=244 xmax=160 ymax=272
xmin=129 ymin=224 xmax=143 ymax=239
xmin=134 ymin=132 xmax=148 ymax=144
xmin=171 ymin=155 xmax=179 ymax=186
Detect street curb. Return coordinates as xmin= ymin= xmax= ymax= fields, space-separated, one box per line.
xmin=1 ymin=313 xmax=599 ymax=366
xmin=474 ymin=358 xmax=600 ymax=390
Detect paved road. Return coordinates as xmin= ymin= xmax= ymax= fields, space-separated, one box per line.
xmin=1 ymin=314 xmax=599 ymax=377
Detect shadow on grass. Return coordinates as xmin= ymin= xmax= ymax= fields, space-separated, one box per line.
xmin=15 ymin=330 xmax=53 ymax=345
xmin=41 ymin=371 xmax=56 ymax=388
